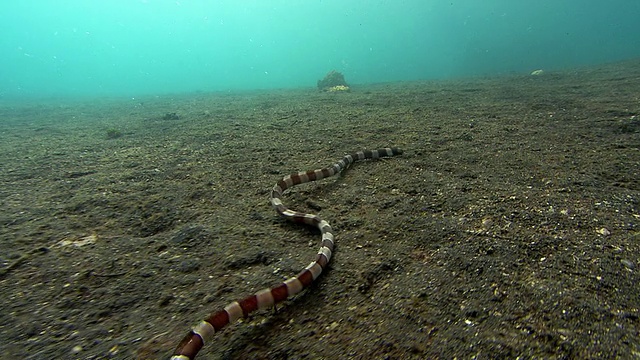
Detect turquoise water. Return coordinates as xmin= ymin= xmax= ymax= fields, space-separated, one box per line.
xmin=1 ymin=0 xmax=639 ymax=98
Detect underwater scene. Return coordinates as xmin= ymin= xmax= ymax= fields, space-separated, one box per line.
xmin=0 ymin=1 xmax=639 ymax=359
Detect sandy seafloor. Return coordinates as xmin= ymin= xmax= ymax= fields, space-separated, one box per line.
xmin=1 ymin=59 xmax=639 ymax=360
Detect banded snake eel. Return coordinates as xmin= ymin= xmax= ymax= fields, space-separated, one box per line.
xmin=171 ymin=147 xmax=403 ymax=359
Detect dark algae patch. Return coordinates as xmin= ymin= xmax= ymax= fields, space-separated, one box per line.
xmin=1 ymin=60 xmax=639 ymax=359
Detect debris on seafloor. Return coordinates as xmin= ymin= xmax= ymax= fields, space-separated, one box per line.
xmin=317 ymin=70 xmax=350 ymax=92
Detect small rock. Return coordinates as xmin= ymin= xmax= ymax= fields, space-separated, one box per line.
xmin=176 ymin=259 xmax=200 ymax=273
xmin=621 ymin=259 xmax=635 ymax=270
xmin=597 ymin=227 xmax=611 ymax=236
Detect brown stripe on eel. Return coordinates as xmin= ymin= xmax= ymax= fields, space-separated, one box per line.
xmin=171 ymin=147 xmax=403 ymax=360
